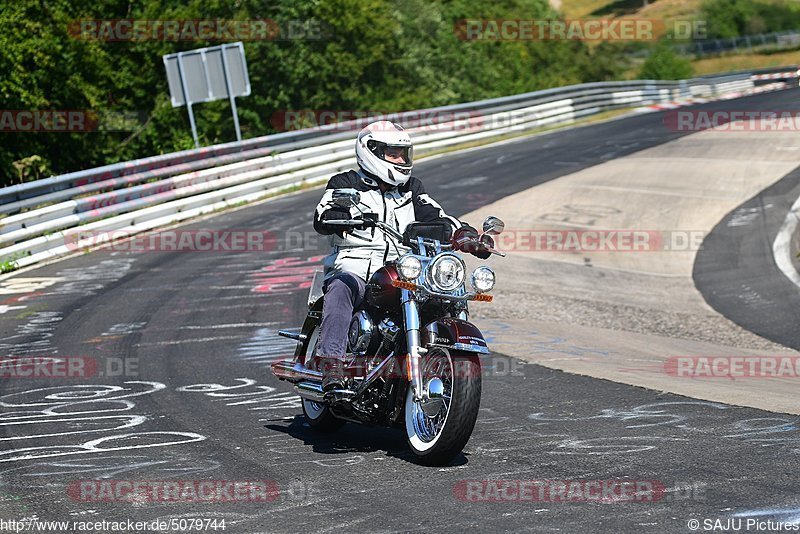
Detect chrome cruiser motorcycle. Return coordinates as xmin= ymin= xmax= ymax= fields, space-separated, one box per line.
xmin=271 ymin=189 xmax=504 ymax=465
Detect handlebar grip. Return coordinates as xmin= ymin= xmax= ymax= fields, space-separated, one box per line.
xmin=324 ymin=220 xmax=364 ymax=226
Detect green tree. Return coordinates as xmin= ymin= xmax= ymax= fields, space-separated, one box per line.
xmin=701 ymin=0 xmax=800 ymax=38
xmin=638 ymin=43 xmax=693 ymax=80
xmin=0 ymin=0 xmax=630 ymax=185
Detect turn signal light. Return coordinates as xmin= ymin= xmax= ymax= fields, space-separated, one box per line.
xmin=392 ymin=280 xmax=419 ymax=291
xmin=472 ymin=293 xmax=493 ymax=302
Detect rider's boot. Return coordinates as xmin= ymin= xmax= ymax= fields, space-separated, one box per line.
xmin=319 ymin=357 xmax=345 ymax=393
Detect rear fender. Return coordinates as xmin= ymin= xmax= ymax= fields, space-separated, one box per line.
xmin=295 ymin=298 xmax=323 ymax=361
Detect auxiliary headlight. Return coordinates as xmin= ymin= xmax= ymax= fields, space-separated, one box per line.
xmin=397 ymin=255 xmax=422 ymax=280
xmin=471 ymin=266 xmax=496 ymax=293
xmin=429 ymin=254 xmax=465 ymax=292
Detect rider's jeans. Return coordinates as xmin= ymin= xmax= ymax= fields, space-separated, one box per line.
xmin=318 ymin=272 xmax=366 ymax=361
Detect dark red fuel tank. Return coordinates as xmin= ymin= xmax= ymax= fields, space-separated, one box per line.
xmin=366 ymin=265 xmax=401 ymax=313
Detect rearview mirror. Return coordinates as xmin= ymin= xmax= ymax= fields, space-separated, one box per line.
xmin=482 ymin=216 xmax=505 ymax=235
xmin=332 ymin=188 xmax=361 ymax=208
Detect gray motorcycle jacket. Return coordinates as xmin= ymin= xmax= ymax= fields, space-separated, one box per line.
xmin=313 ymin=169 xmax=463 ymax=281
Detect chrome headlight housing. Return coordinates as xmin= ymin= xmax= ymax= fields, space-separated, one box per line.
xmin=428 ymin=254 xmax=466 ymax=292
xmin=397 ymin=255 xmax=423 ymax=281
xmin=471 ymin=266 xmax=496 ymax=293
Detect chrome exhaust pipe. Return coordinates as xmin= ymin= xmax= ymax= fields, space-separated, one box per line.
xmin=279 ymin=355 xmax=397 ymax=404
xmin=278 ymin=330 xmax=307 ymax=342
xmin=270 ymin=360 xmax=322 ymax=383
xmin=295 ymin=381 xmax=325 ymax=403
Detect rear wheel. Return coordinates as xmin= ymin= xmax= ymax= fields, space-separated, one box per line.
xmin=404 ymin=349 xmax=481 ymax=466
xmin=301 ymin=325 xmax=345 ymax=432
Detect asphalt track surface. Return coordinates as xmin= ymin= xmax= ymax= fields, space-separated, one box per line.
xmin=1 ymin=89 xmax=799 ymax=533
xmin=694 ymin=165 xmax=800 ymax=351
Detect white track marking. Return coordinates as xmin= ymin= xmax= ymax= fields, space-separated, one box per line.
xmin=772 ymin=192 xmax=800 ymax=288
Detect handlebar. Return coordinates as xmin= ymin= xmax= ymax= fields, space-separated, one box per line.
xmin=324 ymin=219 xmax=404 ymax=240
xmin=459 ymin=237 xmax=506 ymax=257
xmin=324 ymin=220 xmax=370 ymax=226
xmin=326 ymin=220 xmax=504 ymax=257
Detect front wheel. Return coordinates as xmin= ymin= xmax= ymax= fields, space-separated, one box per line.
xmin=404 ymin=349 xmax=481 ymax=466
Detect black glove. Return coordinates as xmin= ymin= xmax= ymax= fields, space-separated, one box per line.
xmin=472 ymin=243 xmax=491 ymax=259
xmin=475 ymin=233 xmax=495 ymax=259
xmin=321 ymin=208 xmax=351 ymax=222
xmin=315 ymin=208 xmax=352 ymax=236
xmin=318 ymin=209 xmax=378 ymax=236
xmin=452 ymin=224 xmax=491 ymax=258
xmin=452 ymin=224 xmax=479 ymax=250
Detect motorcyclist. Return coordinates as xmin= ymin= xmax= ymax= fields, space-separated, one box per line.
xmin=312 ymin=120 xmax=488 ymax=392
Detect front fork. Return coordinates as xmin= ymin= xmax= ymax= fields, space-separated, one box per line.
xmin=401 ymin=288 xmax=427 ymax=402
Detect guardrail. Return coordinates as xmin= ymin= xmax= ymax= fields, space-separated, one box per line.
xmin=624 ymin=31 xmax=800 ymax=59
xmin=0 ymin=67 xmax=795 ymax=272
xmin=678 ymin=30 xmax=800 ymax=58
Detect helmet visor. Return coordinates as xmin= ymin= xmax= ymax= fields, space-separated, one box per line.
xmin=367 ymin=140 xmax=413 ymax=167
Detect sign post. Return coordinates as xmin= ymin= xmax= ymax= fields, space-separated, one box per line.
xmin=174 ymin=53 xmax=199 ymax=147
xmin=163 ymin=42 xmax=251 ymax=147
xmin=219 ymin=48 xmax=242 ymax=142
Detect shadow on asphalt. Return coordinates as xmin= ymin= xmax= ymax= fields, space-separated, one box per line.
xmin=263 ymin=415 xmax=470 ymax=466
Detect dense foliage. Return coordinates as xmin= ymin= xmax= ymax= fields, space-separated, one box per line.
xmin=638 ymin=43 xmax=693 ymax=80
xmin=5 ymin=0 xmax=800 ymax=185
xmin=0 ymin=0 xmax=635 ymax=185
xmin=701 ymin=0 xmax=800 ymax=38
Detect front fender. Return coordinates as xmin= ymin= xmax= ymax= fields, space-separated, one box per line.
xmin=421 ymin=317 xmax=489 ymax=354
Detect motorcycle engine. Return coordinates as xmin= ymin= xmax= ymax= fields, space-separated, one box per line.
xmin=347 ymin=310 xmax=374 ymax=356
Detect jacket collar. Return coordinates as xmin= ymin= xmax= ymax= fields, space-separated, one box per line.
xmin=356 ymin=168 xmax=380 ymax=189
xmin=357 ymin=168 xmax=397 ymax=194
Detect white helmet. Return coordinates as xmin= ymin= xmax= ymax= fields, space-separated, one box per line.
xmin=355 ymin=121 xmax=413 ymax=186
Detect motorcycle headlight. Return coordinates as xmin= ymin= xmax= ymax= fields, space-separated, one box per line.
xmin=471 ymin=266 xmax=496 ymax=293
xmin=428 ymin=254 xmax=465 ymax=292
xmin=397 ymin=255 xmax=422 ymax=281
